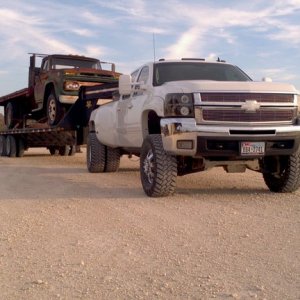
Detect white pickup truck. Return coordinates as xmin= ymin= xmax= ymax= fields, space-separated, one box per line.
xmin=87 ymin=58 xmax=300 ymax=197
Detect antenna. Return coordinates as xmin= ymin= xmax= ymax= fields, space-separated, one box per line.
xmin=153 ymin=33 xmax=156 ymax=62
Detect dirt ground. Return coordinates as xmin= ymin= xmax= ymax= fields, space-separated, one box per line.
xmin=0 ymin=148 xmax=299 ymax=300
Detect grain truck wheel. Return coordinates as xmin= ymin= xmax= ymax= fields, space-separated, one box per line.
xmin=87 ymin=132 xmax=106 ymax=173
xmin=47 ymin=91 xmax=63 ymax=126
xmin=263 ymin=150 xmax=300 ymax=193
xmin=0 ymin=136 xmax=7 ymax=156
xmin=140 ymin=134 xmax=177 ymax=197
xmin=6 ymin=135 xmax=17 ymax=157
xmin=105 ymin=146 xmax=120 ymax=172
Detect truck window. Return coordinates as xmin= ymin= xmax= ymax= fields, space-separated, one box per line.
xmin=153 ymin=62 xmax=252 ymax=86
xmin=137 ymin=66 xmax=149 ymax=84
xmin=131 ymin=70 xmax=139 ymax=82
xmin=51 ymin=58 xmax=102 ymax=70
xmin=42 ymin=60 xmax=49 ymax=71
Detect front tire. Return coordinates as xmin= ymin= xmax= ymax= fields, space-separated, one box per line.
xmin=47 ymin=91 xmax=64 ymax=126
xmin=263 ymin=151 xmax=300 ymax=192
xmin=140 ymin=134 xmax=177 ymax=197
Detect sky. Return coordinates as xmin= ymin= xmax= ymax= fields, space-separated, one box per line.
xmin=0 ymin=0 xmax=300 ymax=100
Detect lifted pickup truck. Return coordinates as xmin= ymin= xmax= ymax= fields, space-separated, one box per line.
xmin=87 ymin=58 xmax=300 ymax=197
xmin=0 ymin=53 xmax=119 ymax=127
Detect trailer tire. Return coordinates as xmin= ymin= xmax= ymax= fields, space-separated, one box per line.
xmin=6 ymin=135 xmax=17 ymax=157
xmin=105 ymin=147 xmax=120 ymax=172
xmin=87 ymin=132 xmax=106 ymax=173
xmin=68 ymin=145 xmax=76 ymax=156
xmin=47 ymin=91 xmax=64 ymax=126
xmin=59 ymin=145 xmax=71 ymax=156
xmin=48 ymin=146 xmax=58 ymax=155
xmin=0 ymin=136 xmax=7 ymax=156
xmin=5 ymin=102 xmax=19 ymax=129
xmin=140 ymin=134 xmax=177 ymax=197
xmin=17 ymin=138 xmax=25 ymax=157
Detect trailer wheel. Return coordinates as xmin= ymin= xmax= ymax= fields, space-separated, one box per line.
xmin=47 ymin=91 xmax=64 ymax=126
xmin=6 ymin=135 xmax=17 ymax=157
xmin=5 ymin=102 xmax=19 ymax=129
xmin=105 ymin=147 xmax=120 ymax=172
xmin=59 ymin=145 xmax=71 ymax=156
xmin=17 ymin=138 xmax=25 ymax=157
xmin=140 ymin=134 xmax=177 ymax=197
xmin=87 ymin=132 xmax=106 ymax=173
xmin=48 ymin=146 xmax=58 ymax=155
xmin=68 ymin=145 xmax=76 ymax=156
xmin=0 ymin=136 xmax=7 ymax=156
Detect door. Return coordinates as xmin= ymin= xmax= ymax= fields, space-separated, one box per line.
xmin=117 ymin=66 xmax=150 ymax=147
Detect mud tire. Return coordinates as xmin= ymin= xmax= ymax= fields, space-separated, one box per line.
xmin=87 ymin=132 xmax=106 ymax=173
xmin=263 ymin=150 xmax=300 ymax=193
xmin=140 ymin=134 xmax=177 ymax=197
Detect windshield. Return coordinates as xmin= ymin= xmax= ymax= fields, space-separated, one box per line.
xmin=153 ymin=62 xmax=252 ymax=86
xmin=51 ymin=58 xmax=102 ymax=70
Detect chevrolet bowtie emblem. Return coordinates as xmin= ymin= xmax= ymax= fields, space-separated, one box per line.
xmin=241 ymin=100 xmax=260 ymax=112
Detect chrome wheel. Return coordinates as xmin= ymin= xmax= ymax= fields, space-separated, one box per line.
xmin=143 ymin=149 xmax=154 ymax=184
xmin=48 ymin=97 xmax=57 ymax=123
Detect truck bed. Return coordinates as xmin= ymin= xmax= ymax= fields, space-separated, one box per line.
xmin=0 ymin=87 xmax=32 ymax=105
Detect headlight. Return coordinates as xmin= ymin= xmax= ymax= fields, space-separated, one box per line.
xmin=64 ymin=81 xmax=80 ymax=91
xmin=164 ymin=93 xmax=194 ymax=117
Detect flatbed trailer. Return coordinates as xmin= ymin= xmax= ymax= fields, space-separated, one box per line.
xmin=0 ymin=83 xmax=116 ymax=157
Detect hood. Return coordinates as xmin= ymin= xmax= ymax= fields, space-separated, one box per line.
xmin=157 ymin=80 xmax=298 ymax=94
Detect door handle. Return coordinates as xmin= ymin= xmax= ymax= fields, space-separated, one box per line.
xmin=128 ymin=104 xmax=133 ymax=109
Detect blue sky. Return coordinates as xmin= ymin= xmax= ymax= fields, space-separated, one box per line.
xmin=0 ymin=0 xmax=300 ymax=98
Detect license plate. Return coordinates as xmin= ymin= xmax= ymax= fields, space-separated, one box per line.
xmin=240 ymin=141 xmax=265 ymax=155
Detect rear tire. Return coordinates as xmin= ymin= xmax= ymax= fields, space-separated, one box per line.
xmin=0 ymin=136 xmax=7 ymax=156
xmin=16 ymin=138 xmax=25 ymax=157
xmin=6 ymin=135 xmax=17 ymax=157
xmin=87 ymin=132 xmax=106 ymax=173
xmin=105 ymin=147 xmax=120 ymax=172
xmin=140 ymin=134 xmax=177 ymax=197
xmin=68 ymin=145 xmax=76 ymax=156
xmin=59 ymin=145 xmax=71 ymax=156
xmin=49 ymin=146 xmax=59 ymax=155
xmin=263 ymin=150 xmax=300 ymax=192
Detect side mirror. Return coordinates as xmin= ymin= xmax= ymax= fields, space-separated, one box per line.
xmin=262 ymin=77 xmax=272 ymax=82
xmin=119 ymin=74 xmax=132 ymax=95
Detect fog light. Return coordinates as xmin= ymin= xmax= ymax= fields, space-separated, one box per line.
xmin=177 ymin=140 xmax=193 ymax=149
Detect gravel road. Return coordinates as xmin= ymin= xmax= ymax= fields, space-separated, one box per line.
xmin=0 ymin=148 xmax=299 ymax=300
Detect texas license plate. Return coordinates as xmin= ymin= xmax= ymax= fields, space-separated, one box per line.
xmin=240 ymin=141 xmax=265 ymax=155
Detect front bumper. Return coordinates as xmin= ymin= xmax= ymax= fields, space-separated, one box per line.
xmin=160 ymin=118 xmax=300 ymax=158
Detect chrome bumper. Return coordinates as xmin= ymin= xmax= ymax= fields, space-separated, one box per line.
xmin=160 ymin=118 xmax=300 ymax=157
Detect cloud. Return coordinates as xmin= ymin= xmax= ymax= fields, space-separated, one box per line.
xmin=81 ymin=11 xmax=115 ymax=26
xmin=160 ymin=1 xmax=300 ymax=58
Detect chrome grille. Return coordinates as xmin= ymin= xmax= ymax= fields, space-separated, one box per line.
xmin=200 ymin=93 xmax=294 ymax=103
xmin=201 ymin=108 xmax=297 ymax=123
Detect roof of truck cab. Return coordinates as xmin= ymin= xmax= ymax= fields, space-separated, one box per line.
xmin=154 ymin=59 xmax=229 ymax=65
xmin=47 ymin=54 xmax=100 ymax=61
